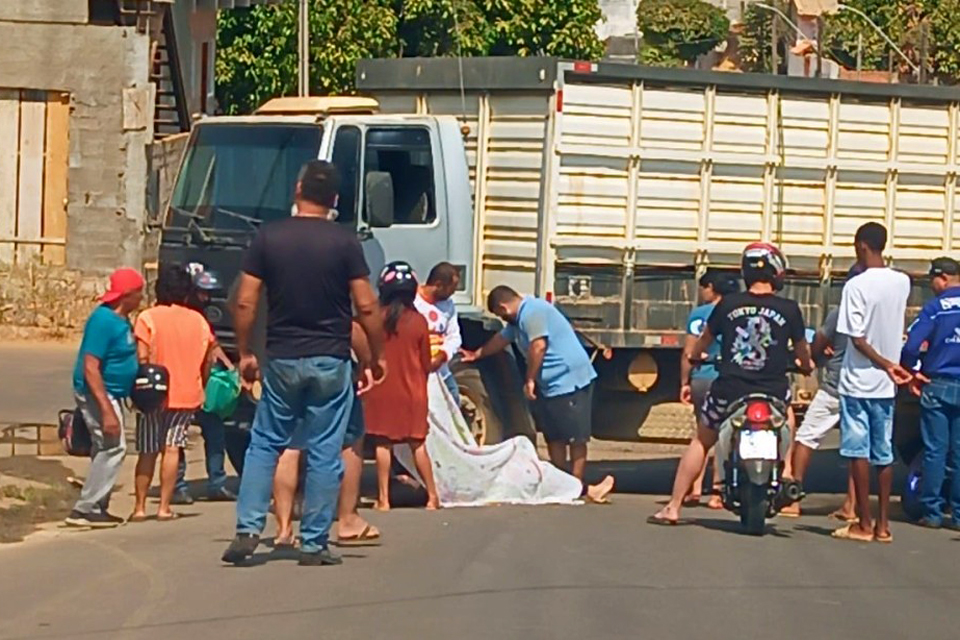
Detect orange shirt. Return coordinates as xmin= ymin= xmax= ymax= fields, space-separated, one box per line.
xmin=134 ymin=305 xmax=214 ymax=410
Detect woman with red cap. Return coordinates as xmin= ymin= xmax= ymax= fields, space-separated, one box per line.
xmin=66 ymin=267 xmax=144 ymax=528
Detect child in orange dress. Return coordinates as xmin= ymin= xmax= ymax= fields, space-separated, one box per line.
xmin=363 ymin=261 xmax=440 ymax=510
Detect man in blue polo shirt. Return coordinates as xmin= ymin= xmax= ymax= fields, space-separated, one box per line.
xmin=902 ymin=257 xmax=960 ymax=530
xmin=462 ymin=286 xmax=609 ymax=491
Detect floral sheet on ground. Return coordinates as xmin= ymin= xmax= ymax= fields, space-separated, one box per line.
xmin=393 ymin=374 xmax=583 ymax=507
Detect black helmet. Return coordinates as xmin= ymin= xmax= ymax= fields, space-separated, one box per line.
xmin=131 ymin=364 xmax=169 ymax=413
xmin=741 ymin=242 xmax=788 ymax=291
xmin=378 ymin=261 xmax=418 ymax=300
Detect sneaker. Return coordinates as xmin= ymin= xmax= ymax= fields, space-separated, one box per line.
xmin=222 ymin=533 xmax=260 ymax=564
xmin=206 ymin=487 xmax=237 ymax=502
xmin=917 ymin=518 xmax=943 ymax=529
xmin=298 ymin=547 xmax=343 ymax=567
xmin=64 ymin=510 xmax=124 ymax=528
xmin=171 ymin=491 xmax=195 ymax=506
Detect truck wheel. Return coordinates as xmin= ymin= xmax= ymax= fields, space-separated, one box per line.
xmin=456 ymin=367 xmax=504 ymax=446
xmin=739 ymin=482 xmax=769 ymax=536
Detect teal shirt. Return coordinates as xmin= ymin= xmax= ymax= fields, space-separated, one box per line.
xmin=500 ymin=297 xmax=597 ymax=398
xmin=72 ymin=305 xmax=138 ymax=399
xmin=687 ymin=303 xmax=720 ymax=381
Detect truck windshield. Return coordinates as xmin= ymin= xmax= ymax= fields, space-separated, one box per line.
xmin=167 ymin=123 xmax=322 ymax=232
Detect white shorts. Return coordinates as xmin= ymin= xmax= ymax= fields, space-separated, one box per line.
xmin=795 ymin=389 xmax=840 ymax=450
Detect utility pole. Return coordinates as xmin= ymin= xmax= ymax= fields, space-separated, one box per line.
xmin=856 ymin=33 xmax=863 ymax=81
xmin=770 ymin=14 xmax=778 ymax=75
xmin=919 ymin=21 xmax=929 ymax=84
xmin=298 ymin=0 xmax=309 ymax=96
xmin=816 ymin=16 xmax=824 ymax=78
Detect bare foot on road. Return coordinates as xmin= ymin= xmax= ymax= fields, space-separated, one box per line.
xmin=586 ymin=475 xmax=615 ymax=504
xmin=779 ymin=502 xmax=801 ymax=518
xmin=374 ymin=501 xmax=391 ymax=512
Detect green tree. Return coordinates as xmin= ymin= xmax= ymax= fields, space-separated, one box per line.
xmin=215 ymin=0 xmax=606 ymax=115
xmin=486 ymin=0 xmax=605 ymax=59
xmin=215 ymin=0 xmax=397 ymax=115
xmin=738 ymin=2 xmax=791 ymax=73
xmin=395 ymin=0 xmax=492 ymax=57
xmin=637 ymin=0 xmax=730 ymax=67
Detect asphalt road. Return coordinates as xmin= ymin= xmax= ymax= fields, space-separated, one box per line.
xmin=1 ymin=467 xmax=959 ymax=640
xmin=1 ymin=343 xmax=958 ymax=639
xmin=0 ymin=343 xmax=76 ymax=425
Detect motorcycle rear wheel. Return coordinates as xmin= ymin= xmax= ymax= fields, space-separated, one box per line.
xmin=739 ymin=481 xmax=769 ymax=536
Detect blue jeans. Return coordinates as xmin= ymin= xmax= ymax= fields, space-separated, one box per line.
xmin=442 ymin=371 xmax=461 ymax=405
xmin=235 ymin=356 xmax=353 ymax=552
xmin=176 ymin=411 xmax=227 ymax=495
xmin=839 ymin=395 xmax=895 ymax=466
xmin=919 ymin=378 xmax=960 ymax=523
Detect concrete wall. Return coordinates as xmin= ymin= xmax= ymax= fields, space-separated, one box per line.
xmin=0 ymin=21 xmax=152 ymax=275
xmin=0 ymin=0 xmax=88 ymax=24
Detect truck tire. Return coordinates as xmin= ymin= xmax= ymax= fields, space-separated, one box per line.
xmin=455 ymin=367 xmax=504 ymax=446
xmin=739 ymin=481 xmax=769 ymax=536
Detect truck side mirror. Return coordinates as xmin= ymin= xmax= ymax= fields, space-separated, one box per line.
xmin=365 ymin=171 xmax=394 ymax=228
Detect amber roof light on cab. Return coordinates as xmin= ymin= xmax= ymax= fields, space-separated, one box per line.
xmin=254 ymin=96 xmax=380 ymax=117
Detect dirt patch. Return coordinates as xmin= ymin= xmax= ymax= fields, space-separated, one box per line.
xmin=0 ymin=457 xmax=78 ymax=543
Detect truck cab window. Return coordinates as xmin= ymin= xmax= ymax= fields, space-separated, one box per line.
xmin=363 ymin=128 xmax=436 ymax=226
xmin=331 ymin=126 xmax=361 ymax=227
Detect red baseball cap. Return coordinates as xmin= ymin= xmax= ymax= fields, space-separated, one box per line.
xmin=101 ymin=268 xmax=145 ymax=303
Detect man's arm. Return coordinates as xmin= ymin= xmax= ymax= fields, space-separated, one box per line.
xmin=850 ymin=336 xmax=912 ymax=385
xmin=524 ymin=337 xmax=547 ymax=400
xmin=349 ymin=277 xmax=386 ymax=380
xmin=442 ymin=306 xmax=463 ymax=362
xmin=811 ymin=331 xmax=832 ymax=362
xmin=793 ymin=339 xmax=814 ymax=375
xmin=233 ymin=272 xmax=263 ymax=384
xmin=460 ymin=333 xmax=511 ymax=363
xmin=902 ymin=304 xmax=935 ymax=371
xmin=83 ymin=354 xmax=120 ymax=437
xmin=688 ymin=326 xmax=715 ymax=369
xmin=351 ymin=320 xmax=372 ymax=368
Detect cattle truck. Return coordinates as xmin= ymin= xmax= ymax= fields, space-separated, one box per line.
xmin=159 ymin=57 xmax=960 ymax=444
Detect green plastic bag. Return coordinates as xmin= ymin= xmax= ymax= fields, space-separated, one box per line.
xmin=203 ymin=366 xmax=241 ymax=419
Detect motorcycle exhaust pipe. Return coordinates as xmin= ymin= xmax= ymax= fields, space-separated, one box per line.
xmin=783 ymin=480 xmax=804 ymax=503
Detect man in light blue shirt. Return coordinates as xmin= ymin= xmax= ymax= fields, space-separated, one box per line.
xmin=462 ymin=286 xmax=606 ymax=490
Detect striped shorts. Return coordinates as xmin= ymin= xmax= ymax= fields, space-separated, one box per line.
xmin=136 ymin=409 xmax=194 ymax=454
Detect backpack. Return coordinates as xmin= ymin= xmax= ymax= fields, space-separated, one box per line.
xmin=58 ymin=408 xmax=92 ymax=457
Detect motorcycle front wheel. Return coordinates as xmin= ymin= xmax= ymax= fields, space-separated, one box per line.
xmin=739 ymin=481 xmax=769 ymax=536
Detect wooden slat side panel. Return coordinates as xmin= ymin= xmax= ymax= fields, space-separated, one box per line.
xmin=479 ymin=94 xmax=548 ymax=296
xmin=16 ymin=92 xmax=46 ymax=265
xmin=43 ymin=92 xmax=69 ymax=266
xmin=0 ymin=89 xmax=19 ymax=265
xmin=556 ymin=83 xmax=632 ymax=242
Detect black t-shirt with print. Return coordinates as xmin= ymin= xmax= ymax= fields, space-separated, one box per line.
xmin=242 ymin=216 xmax=370 ymax=360
xmin=706 ymin=291 xmax=806 ymax=400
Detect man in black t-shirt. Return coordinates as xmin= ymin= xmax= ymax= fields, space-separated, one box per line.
xmin=649 ymin=243 xmax=813 ymax=526
xmin=222 ymin=160 xmax=386 ymax=566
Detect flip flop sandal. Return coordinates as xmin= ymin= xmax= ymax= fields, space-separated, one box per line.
xmin=156 ymin=512 xmax=181 ymax=522
xmin=646 ymin=514 xmax=679 ymax=527
xmin=336 ymin=525 xmax=382 ymax=547
xmin=874 ymin=529 xmax=894 ymax=544
xmin=831 ymin=523 xmax=874 ymax=542
xmin=585 ymin=494 xmax=613 ymax=505
xmin=828 ymin=511 xmax=859 ymax=523
xmin=682 ymin=495 xmax=701 ymax=506
xmin=127 ymin=514 xmax=147 ymax=523
xmin=274 ymin=536 xmax=300 ymax=549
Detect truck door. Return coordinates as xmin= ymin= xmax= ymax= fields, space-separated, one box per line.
xmin=329 ymin=123 xmax=449 ymax=283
